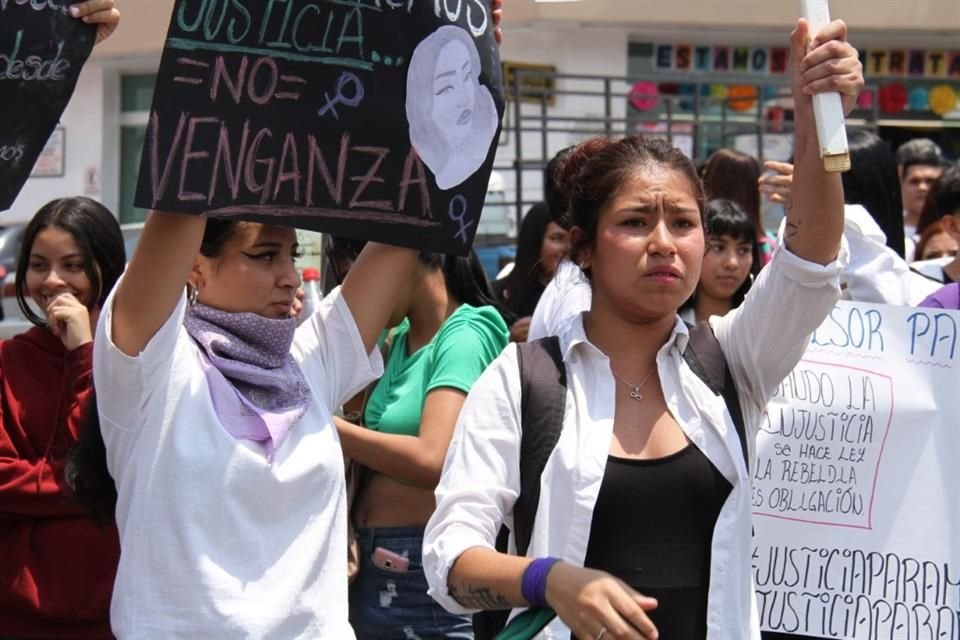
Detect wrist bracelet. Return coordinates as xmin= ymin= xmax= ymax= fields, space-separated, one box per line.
xmin=521 ymin=557 xmax=561 ymax=608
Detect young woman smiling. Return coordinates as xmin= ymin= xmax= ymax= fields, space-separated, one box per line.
xmin=0 ymin=197 xmax=125 ymax=639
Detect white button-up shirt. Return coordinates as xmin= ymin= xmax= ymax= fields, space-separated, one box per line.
xmin=424 ymin=247 xmax=846 ymax=639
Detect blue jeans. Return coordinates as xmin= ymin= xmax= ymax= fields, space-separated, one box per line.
xmin=349 ymin=526 xmax=473 ymax=640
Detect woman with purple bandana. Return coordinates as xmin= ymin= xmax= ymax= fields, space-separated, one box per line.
xmin=87 ymin=213 xmax=420 ymax=638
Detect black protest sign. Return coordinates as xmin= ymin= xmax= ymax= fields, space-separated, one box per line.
xmin=0 ymin=1 xmax=95 ymax=211
xmin=135 ymin=0 xmax=504 ymax=255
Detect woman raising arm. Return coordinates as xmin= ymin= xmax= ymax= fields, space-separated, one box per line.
xmin=423 ymin=18 xmax=862 ymax=640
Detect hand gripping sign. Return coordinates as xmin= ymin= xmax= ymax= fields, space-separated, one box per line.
xmin=0 ymin=2 xmax=95 ymax=211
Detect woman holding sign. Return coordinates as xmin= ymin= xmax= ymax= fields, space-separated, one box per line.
xmin=88 ymin=210 xmax=421 ymax=637
xmin=423 ymin=18 xmax=863 ymax=640
xmin=0 ymin=197 xmax=124 ymax=640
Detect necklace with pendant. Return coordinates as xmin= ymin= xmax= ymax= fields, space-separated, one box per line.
xmin=611 ymin=365 xmax=658 ymax=400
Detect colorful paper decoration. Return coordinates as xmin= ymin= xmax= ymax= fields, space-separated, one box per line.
xmin=709 ymin=84 xmax=729 ymax=99
xmin=677 ymin=83 xmax=696 ymax=110
xmin=628 ymin=81 xmax=659 ymax=112
xmin=879 ymin=82 xmax=907 ymax=113
xmin=727 ymin=84 xmax=758 ymax=112
xmin=766 ymin=106 xmax=785 ymax=132
xmin=929 ymin=84 xmax=958 ymax=116
xmin=908 ymin=87 xmax=929 ymax=111
xmin=762 ymin=85 xmax=781 ymax=100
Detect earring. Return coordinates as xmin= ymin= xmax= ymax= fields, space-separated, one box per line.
xmin=188 ymin=287 xmax=199 ymax=306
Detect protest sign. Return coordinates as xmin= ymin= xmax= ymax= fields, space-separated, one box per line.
xmin=752 ymin=301 xmax=960 ymax=639
xmin=134 ymin=0 xmax=505 ymax=255
xmin=0 ymin=1 xmax=95 ymax=211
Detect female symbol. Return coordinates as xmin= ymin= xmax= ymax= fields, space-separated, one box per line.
xmin=447 ymin=195 xmax=473 ymax=243
xmin=318 ymin=72 xmax=366 ymax=120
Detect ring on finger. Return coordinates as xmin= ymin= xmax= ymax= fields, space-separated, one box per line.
xmin=595 ymin=627 xmax=607 ymax=640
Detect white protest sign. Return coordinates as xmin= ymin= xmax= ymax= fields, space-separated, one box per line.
xmin=751 ymin=301 xmax=960 ymax=639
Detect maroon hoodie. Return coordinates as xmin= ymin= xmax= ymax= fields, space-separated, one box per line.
xmin=0 ymin=326 xmax=118 ymax=639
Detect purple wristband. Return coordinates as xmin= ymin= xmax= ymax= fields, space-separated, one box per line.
xmin=521 ymin=557 xmax=561 ymax=608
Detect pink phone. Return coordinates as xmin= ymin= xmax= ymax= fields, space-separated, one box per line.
xmin=372 ymin=547 xmax=410 ymax=573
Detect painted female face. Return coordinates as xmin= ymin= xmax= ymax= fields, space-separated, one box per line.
xmin=196 ymin=223 xmax=302 ymax=319
xmin=698 ymin=234 xmax=754 ymax=302
xmin=582 ymin=168 xmax=704 ymax=322
xmin=431 ymin=39 xmax=476 ymax=144
xmin=26 ymin=226 xmax=95 ymax=314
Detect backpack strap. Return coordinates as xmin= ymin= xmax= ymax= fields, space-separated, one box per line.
xmin=512 ymin=336 xmax=567 ymax=556
xmin=474 ymin=337 xmax=567 ymax=639
xmin=683 ymin=322 xmax=749 ymax=472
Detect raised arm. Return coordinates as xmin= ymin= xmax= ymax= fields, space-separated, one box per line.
xmin=110 ymin=211 xmax=206 ymax=357
xmin=340 ymin=244 xmax=419 ymax=355
xmin=783 ymin=19 xmax=863 ymax=264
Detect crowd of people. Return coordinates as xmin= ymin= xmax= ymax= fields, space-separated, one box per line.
xmin=1 ymin=2 xmax=957 ymax=640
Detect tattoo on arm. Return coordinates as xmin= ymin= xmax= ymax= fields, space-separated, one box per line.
xmin=449 ymin=582 xmax=512 ymax=610
xmin=785 ymin=219 xmax=800 ymax=239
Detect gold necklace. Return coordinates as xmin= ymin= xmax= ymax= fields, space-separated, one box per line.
xmin=610 ymin=365 xmax=658 ymax=401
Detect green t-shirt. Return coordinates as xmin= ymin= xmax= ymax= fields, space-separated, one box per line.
xmin=363 ymin=304 xmax=508 ymax=436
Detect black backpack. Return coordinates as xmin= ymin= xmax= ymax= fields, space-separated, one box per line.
xmin=472 ymin=322 xmax=748 ymax=639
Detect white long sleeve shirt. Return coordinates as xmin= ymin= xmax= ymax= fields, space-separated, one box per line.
xmin=423 ymin=246 xmax=845 ymax=639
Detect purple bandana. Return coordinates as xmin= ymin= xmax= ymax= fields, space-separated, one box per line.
xmin=184 ymin=303 xmax=311 ymax=460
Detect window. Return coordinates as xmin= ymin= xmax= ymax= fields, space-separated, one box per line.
xmin=118 ymin=74 xmax=155 ymax=224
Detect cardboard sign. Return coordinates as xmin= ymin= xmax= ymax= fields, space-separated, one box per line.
xmin=752 ymin=302 xmax=960 ymax=639
xmin=135 ymin=0 xmax=505 ymax=255
xmin=0 ymin=1 xmax=95 ymax=211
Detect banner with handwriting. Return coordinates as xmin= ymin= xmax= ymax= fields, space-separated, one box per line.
xmin=753 ymin=302 xmax=960 ymax=639
xmin=0 ymin=1 xmax=95 ymax=211
xmin=135 ymin=0 xmax=504 ymax=255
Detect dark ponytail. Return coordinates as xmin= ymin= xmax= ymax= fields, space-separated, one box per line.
xmin=65 ymin=390 xmax=116 ymax=524
xmin=419 ymin=250 xmax=506 ymax=320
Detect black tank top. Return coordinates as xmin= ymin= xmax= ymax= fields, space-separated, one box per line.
xmin=579 ymin=444 xmax=733 ymax=640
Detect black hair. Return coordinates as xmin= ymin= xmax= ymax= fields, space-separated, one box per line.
xmin=419 ymin=250 xmax=504 ymax=318
xmin=65 ymin=391 xmax=116 ymax=524
xmin=681 ymin=199 xmax=757 ymax=314
xmin=324 ymin=234 xmax=368 ymax=288
xmin=544 ymin=146 xmax=575 ymax=226
xmin=495 ymin=202 xmax=554 ymax=318
xmin=917 ymin=165 xmax=960 ymax=236
xmin=326 ymin=234 xmax=368 ymax=262
xmin=705 ymin=199 xmax=759 ymax=249
xmin=15 ymin=197 xmax=125 ymax=327
xmin=558 ymin=135 xmax=705 ymax=281
xmin=200 ymin=217 xmax=240 ymax=258
xmin=842 ymin=129 xmax=906 ymax=258
xmin=895 ymin=138 xmax=942 ymax=172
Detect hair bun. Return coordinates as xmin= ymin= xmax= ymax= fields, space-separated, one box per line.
xmin=554 ymin=138 xmax=617 ymax=207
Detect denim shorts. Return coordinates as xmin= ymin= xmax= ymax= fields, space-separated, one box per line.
xmin=349 ymin=526 xmax=473 ymax=640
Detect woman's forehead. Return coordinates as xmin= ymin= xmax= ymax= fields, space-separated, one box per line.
xmin=604 ymin=166 xmax=696 ymax=203
xmin=233 ymin=222 xmax=297 ymax=245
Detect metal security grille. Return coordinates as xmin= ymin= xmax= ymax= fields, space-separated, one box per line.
xmin=493 ymin=66 xmax=888 ymax=228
